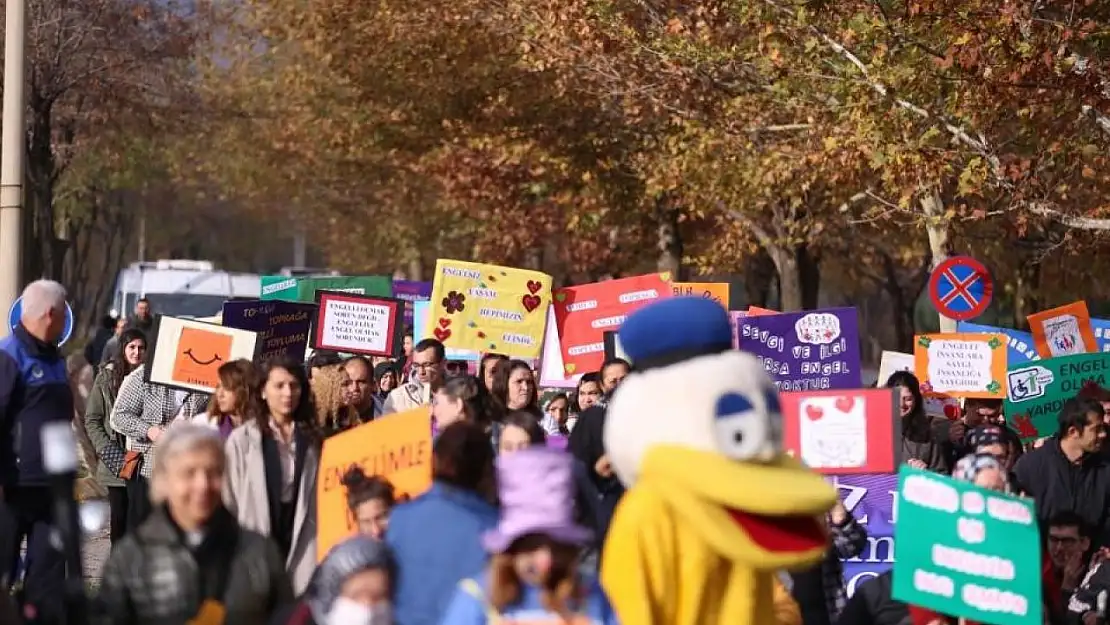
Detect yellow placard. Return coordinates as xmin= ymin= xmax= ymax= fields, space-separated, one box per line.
xmin=426 ymin=259 xmax=553 ymax=358
xmin=315 ymin=407 xmax=433 ymax=561
xmin=671 ymin=282 xmax=730 ymax=309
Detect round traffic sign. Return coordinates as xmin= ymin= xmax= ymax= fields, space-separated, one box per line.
xmin=8 ymin=296 xmax=75 ymax=346
xmin=928 ymin=256 xmax=993 ymax=321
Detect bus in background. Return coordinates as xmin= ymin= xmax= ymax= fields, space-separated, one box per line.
xmin=110 ymin=260 xmax=261 ymax=319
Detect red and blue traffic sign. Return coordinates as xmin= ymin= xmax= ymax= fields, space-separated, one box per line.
xmin=928 ymin=256 xmax=993 ymax=321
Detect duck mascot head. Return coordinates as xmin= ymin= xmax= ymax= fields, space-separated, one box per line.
xmin=600 ymin=297 xmax=836 ymax=625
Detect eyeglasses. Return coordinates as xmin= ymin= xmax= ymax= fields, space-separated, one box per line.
xmin=1048 ymin=535 xmax=1080 ymax=545
xmin=412 ymin=361 xmax=441 ymax=371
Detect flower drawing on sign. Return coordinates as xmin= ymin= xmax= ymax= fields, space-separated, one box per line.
xmin=1011 ymin=415 xmax=1038 ymax=439
xmin=442 ymin=291 xmax=466 ymax=314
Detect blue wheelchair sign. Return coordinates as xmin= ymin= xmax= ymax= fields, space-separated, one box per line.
xmin=8 ymin=296 xmax=75 ymax=346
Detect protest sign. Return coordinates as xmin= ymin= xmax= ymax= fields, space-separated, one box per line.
xmin=877 ymin=350 xmax=913 ymax=385
xmin=392 ymin=280 xmax=432 ymax=327
xmin=781 ymin=389 xmax=898 ymax=474
xmin=260 ymin=275 xmax=392 ymax=302
xmin=747 ymin=306 xmax=778 ymax=316
xmin=1005 ymin=352 xmax=1110 ymax=441
xmin=316 ymin=407 xmax=433 ymax=561
xmin=312 ymin=292 xmax=404 ymax=357
xmin=671 ymin=282 xmax=729 ymax=309
xmin=539 ymin=307 xmax=577 ymax=388
xmin=145 ymin=315 xmax=260 ymax=393
xmin=428 ymin=259 xmax=552 ymax=359
xmin=891 ymin=466 xmax=1041 ymax=625
xmin=737 ymin=307 xmax=862 ymax=391
xmin=1028 ymin=301 xmax=1097 ymax=358
xmin=1091 ymin=317 xmax=1110 ymax=352
xmin=835 ymin=473 xmax=897 ymax=595
xmin=913 ymin=333 xmax=1007 ymax=399
xmin=729 ymin=311 xmax=747 ymax=348
xmin=412 ymin=300 xmax=479 ymax=362
xmin=553 ymin=273 xmax=670 ymax=375
xmin=222 ymin=300 xmax=315 ymax=362
xmin=956 ymin=321 xmax=1040 ymax=365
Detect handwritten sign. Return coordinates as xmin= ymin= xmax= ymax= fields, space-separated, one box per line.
xmin=737 ymin=307 xmax=862 ymax=391
xmin=892 ymin=466 xmax=1041 ymax=625
xmin=913 ymin=333 xmax=1006 ymax=399
xmin=261 ymin=275 xmax=392 ymax=302
xmin=145 ymin=315 xmax=260 ymax=393
xmin=312 ymin=291 xmax=404 ymax=357
xmin=221 ymin=300 xmax=315 ymax=362
xmin=1004 ymin=352 xmax=1110 ymax=441
xmin=781 ymin=389 xmax=898 ymax=474
xmin=1028 ymin=301 xmax=1098 ymax=358
xmin=412 ymin=300 xmax=479 ymax=362
xmin=671 ymin=282 xmax=729 ymax=309
xmin=316 ymin=407 xmax=433 ymax=560
xmin=956 ymin=321 xmax=1040 ymax=365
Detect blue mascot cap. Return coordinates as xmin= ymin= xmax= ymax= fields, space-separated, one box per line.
xmin=619 ymin=296 xmax=733 ymax=371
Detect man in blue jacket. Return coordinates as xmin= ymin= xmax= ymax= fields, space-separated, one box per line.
xmin=0 ymin=280 xmax=74 ymax=621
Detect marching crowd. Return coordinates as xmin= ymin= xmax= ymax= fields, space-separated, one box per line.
xmin=2 ymin=279 xmax=1110 ymax=625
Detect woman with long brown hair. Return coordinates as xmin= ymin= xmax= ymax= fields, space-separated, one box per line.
xmin=190 ymin=358 xmax=257 ymax=438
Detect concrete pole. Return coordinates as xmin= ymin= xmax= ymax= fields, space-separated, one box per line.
xmin=0 ymin=0 xmax=26 ymax=337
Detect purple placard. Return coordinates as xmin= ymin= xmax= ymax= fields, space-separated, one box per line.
xmin=833 ymin=473 xmax=897 ymax=595
xmin=737 ymin=307 xmax=862 ymax=391
xmin=221 ymin=300 xmax=315 ymax=361
xmin=729 ymin=311 xmax=747 ymax=348
xmin=391 ymin=280 xmax=432 ymax=327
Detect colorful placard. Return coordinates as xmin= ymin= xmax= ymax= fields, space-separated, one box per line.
xmin=312 ymin=291 xmax=405 ymax=358
xmin=261 ymin=275 xmax=393 ymax=303
xmin=392 ymin=280 xmax=432 ymax=328
xmin=145 ymin=315 xmax=260 ymax=393
xmin=552 ymin=273 xmax=670 ymax=375
xmin=912 ymin=333 xmax=1007 ymax=399
xmin=1028 ymin=301 xmax=1098 ymax=358
xmin=835 ymin=473 xmax=897 ymax=595
xmin=316 ymin=407 xmax=433 ymax=561
xmin=671 ymin=282 xmax=729 ymax=310
xmin=427 ymin=259 xmax=552 ymax=359
xmin=737 ymin=307 xmax=862 ymax=391
xmin=729 ymin=311 xmax=747 ymax=348
xmin=1092 ymin=317 xmax=1110 ymax=352
xmin=1004 ymin=352 xmax=1110 ymax=440
xmin=781 ymin=389 xmax=899 ymax=474
xmin=956 ymin=321 xmax=1040 ymax=365
xmin=221 ymin=300 xmax=315 ymax=362
xmin=891 ymin=466 xmax=1041 ymax=625
xmin=412 ymin=300 xmax=479 ymax=362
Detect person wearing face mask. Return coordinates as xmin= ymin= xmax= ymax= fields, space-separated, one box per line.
xmin=272 ymin=536 xmax=394 ymax=625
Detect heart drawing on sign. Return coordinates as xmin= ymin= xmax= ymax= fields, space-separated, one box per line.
xmin=834 ymin=396 xmax=856 ymax=413
xmin=805 ymin=404 xmax=824 ymax=421
xmin=433 ymin=327 xmax=451 ymax=342
xmin=526 ymin=280 xmax=543 ymax=295
xmin=554 ymin=291 xmax=567 ymax=303
xmin=522 ymin=294 xmax=541 ymax=312
xmin=438 ymin=317 xmax=451 ymax=329
xmin=564 ymin=363 xmax=577 ymax=374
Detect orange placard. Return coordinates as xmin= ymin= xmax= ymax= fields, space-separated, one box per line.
xmin=1028 ymin=301 xmax=1098 ymax=358
xmin=171 ymin=327 xmax=233 ymax=389
xmin=671 ymin=282 xmax=730 ymax=309
xmin=316 ymin=407 xmax=433 ymax=560
xmin=747 ymin=306 xmax=778 ymax=316
xmin=913 ymin=333 xmax=1007 ymax=399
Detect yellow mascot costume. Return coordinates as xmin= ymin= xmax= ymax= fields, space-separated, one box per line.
xmin=601 ymin=297 xmax=837 ymax=625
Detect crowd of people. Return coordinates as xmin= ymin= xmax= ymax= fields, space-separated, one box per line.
xmin=3 ymin=278 xmax=1110 ymax=625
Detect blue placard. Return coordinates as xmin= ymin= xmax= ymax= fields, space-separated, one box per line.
xmin=1091 ymin=318 xmax=1110 ymax=353
xmin=956 ymin=321 xmax=1039 ymax=364
xmin=8 ymin=296 xmax=75 ymax=346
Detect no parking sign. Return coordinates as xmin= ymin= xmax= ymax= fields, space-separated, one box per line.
xmin=928 ymin=256 xmax=993 ymax=322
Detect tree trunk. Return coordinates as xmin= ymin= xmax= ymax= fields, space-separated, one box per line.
xmin=1013 ymin=257 xmax=1041 ymax=330
xmin=655 ymin=196 xmax=684 ymax=279
xmin=744 ymin=247 xmax=775 ymax=308
xmin=768 ymin=246 xmax=802 ymax=312
xmin=920 ymin=188 xmax=955 ymax=332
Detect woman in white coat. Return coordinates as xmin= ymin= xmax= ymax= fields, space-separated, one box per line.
xmin=223 ymin=356 xmax=321 ymax=593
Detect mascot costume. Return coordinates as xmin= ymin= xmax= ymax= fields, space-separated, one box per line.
xmin=601 ymin=297 xmax=837 ymax=625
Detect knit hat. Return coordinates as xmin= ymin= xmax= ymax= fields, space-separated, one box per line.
xmin=307 ymin=536 xmax=394 ymax=620
xmin=481 ymin=447 xmax=592 ymax=552
xmin=966 ymin=425 xmax=1004 ymax=449
xmin=952 ymin=452 xmax=1010 ymax=491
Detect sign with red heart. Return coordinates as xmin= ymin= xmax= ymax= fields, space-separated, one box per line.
xmin=780 ymin=388 xmax=899 ymax=474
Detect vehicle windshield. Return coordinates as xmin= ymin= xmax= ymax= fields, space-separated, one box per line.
xmin=121 ymin=293 xmax=228 ymax=319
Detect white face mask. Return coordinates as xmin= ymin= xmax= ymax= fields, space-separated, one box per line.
xmin=327 ymin=598 xmax=392 ymax=625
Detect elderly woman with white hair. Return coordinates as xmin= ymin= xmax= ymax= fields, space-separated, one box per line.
xmin=94 ymin=423 xmax=294 ymax=625
xmin=271 ymin=536 xmax=394 ymax=625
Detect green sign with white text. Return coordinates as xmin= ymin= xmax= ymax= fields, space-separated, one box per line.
xmin=260 ymin=276 xmax=392 ymax=303
xmin=1004 ymin=352 xmax=1110 ymax=441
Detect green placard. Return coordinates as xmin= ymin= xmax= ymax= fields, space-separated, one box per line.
xmin=1004 ymin=352 xmax=1110 ymax=441
xmin=892 ymin=466 xmax=1041 ymax=625
xmin=260 ymin=276 xmax=392 ymax=303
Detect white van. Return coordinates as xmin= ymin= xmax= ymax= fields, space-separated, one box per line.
xmin=110 ymin=260 xmax=261 ymax=319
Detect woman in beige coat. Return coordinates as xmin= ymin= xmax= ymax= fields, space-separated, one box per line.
xmin=223 ymin=356 xmax=321 ymax=593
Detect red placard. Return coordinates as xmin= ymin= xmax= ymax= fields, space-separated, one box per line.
xmin=780 ymin=388 xmax=899 ymax=474
xmin=552 ymin=273 xmax=671 ymax=375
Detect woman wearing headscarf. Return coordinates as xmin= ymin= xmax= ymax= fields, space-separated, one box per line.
xmin=271 ymin=536 xmax=394 ymax=625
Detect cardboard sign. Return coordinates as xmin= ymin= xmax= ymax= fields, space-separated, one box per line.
xmin=221 ymin=300 xmax=315 ymax=362
xmin=145 ymin=315 xmax=260 ymax=393
xmin=312 ymin=291 xmax=404 ymax=358
xmin=671 ymin=282 xmax=729 ymax=309
xmin=316 ymin=407 xmax=433 ymax=561
xmin=747 ymin=306 xmax=778 ymax=316
xmin=1005 ymin=352 xmax=1110 ymax=440
xmin=1028 ymin=301 xmax=1098 ymax=358
xmin=427 ymin=259 xmax=552 ymax=359
xmin=956 ymin=321 xmax=1040 ymax=365
xmin=260 ymin=275 xmax=392 ymax=302
xmin=737 ymin=307 xmax=862 ymax=391
xmin=392 ymin=280 xmax=432 ymax=328
xmin=552 ymin=273 xmax=670 ymax=375
xmin=412 ymin=300 xmax=479 ymax=362
xmin=892 ymin=466 xmax=1041 ymax=625
xmin=781 ymin=388 xmax=899 ymax=474
xmin=913 ymin=333 xmax=1007 ymax=399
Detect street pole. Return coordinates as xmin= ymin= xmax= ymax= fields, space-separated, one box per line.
xmin=0 ymin=0 xmax=26 ymax=338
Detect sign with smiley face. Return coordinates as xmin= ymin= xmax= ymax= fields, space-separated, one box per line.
xmin=145 ymin=315 xmax=262 ymax=393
